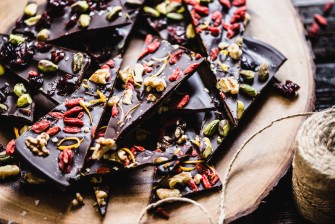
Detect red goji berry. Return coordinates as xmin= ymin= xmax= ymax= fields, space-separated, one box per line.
xmin=59 ymin=149 xmax=73 ymax=174
xmin=323 ymin=1 xmax=334 ymax=16
xmin=184 ymin=63 xmax=200 ymax=75
xmin=212 ymin=11 xmax=223 ymax=27
xmin=28 ymin=70 xmax=39 ymax=77
xmin=207 ymin=26 xmax=220 ymax=36
xmin=222 ymin=22 xmax=230 ymax=31
xmin=219 ymin=0 xmax=231 ymax=9
xmin=188 ymin=179 xmax=198 ymax=192
xmin=210 ymin=48 xmax=219 ymax=61
xmin=177 ymin=94 xmax=190 ymax=109
xmin=169 ymin=68 xmax=182 ymax=82
xmin=139 ymin=40 xmax=161 ymax=59
xmin=314 ymin=14 xmax=327 ymax=26
xmin=46 ymin=126 xmax=60 ymax=136
xmin=63 ymin=117 xmax=84 ymax=127
xmin=112 ymin=104 xmax=118 ymax=117
xmin=63 ymin=126 xmax=81 ymax=133
xmin=31 ymin=120 xmax=51 ymax=134
xmin=96 ymin=167 xmax=111 ymax=174
xmin=91 ymin=125 xmax=97 ymax=138
xmin=154 ymin=207 xmax=170 ymax=219
xmin=133 ymin=145 xmax=145 ymax=152
xmin=76 ymin=112 xmax=84 ymax=120
xmin=64 ymin=106 xmax=83 ymax=117
xmin=227 ymin=28 xmax=235 ymax=39
xmin=194 ymin=4 xmax=209 ymax=16
xmin=195 ymin=53 xmax=202 ymax=59
xmin=96 ymin=128 xmax=106 ymax=138
xmin=126 ymin=78 xmax=134 ymax=90
xmin=105 ymin=59 xmax=115 ymax=68
xmin=169 ymin=50 xmax=184 ymax=65
xmin=210 ymin=174 xmax=220 ymax=186
xmin=308 ymin=22 xmax=320 ymax=38
xmin=191 ymin=149 xmax=198 ymax=157
xmin=184 ymin=0 xmax=198 ymax=6
xmin=65 ymin=98 xmax=83 ymax=108
xmin=201 ymin=174 xmax=212 ymax=189
xmin=143 ymin=63 xmax=153 ymax=73
xmin=5 ymin=139 xmax=15 ymax=155
xmin=144 ymin=34 xmax=153 ymax=45
xmin=101 ymin=64 xmax=109 ymax=70
xmin=49 ymin=111 xmax=63 ymax=119
xmin=232 ymin=0 xmax=246 ymax=7
xmin=191 ymin=9 xmax=201 ymax=20
xmin=220 ymin=92 xmax=226 ymax=100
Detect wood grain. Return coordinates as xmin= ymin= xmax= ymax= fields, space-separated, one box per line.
xmin=0 ymin=0 xmax=315 ymax=223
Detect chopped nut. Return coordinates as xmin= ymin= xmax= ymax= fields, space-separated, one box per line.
xmin=133 ymin=63 xmax=144 ymax=85
xmin=122 ymin=89 xmax=133 ymax=105
xmin=83 ymin=127 xmax=89 ymax=133
xmin=24 ymin=2 xmax=37 ymax=17
xmin=258 ymin=62 xmax=269 ymax=81
xmin=76 ymin=193 xmax=84 ymax=205
xmin=0 ymin=165 xmax=20 ymax=179
xmin=174 ymin=126 xmax=184 ymax=139
xmin=235 ymin=37 xmax=243 ymax=47
xmin=186 ymin=23 xmax=195 ymax=39
xmin=35 ymin=200 xmax=40 ymax=206
xmin=95 ymin=190 xmax=107 ymax=206
xmin=89 ymin=68 xmax=110 ymax=85
xmin=92 ymin=137 xmax=116 ymax=160
xmin=0 ymin=64 xmax=4 ymax=76
xmin=36 ymin=29 xmax=50 ymax=42
xmin=24 ymin=15 xmax=41 ymax=26
xmin=168 ymin=172 xmax=192 ymax=189
xmin=22 ymin=172 xmax=46 ymax=185
xmin=107 ymin=96 xmax=120 ymax=107
xmin=72 ymin=53 xmax=84 ymax=73
xmin=106 ymin=6 xmax=122 ymax=21
xmin=156 ymin=188 xmax=181 ymax=199
xmin=51 ymin=137 xmax=58 ymax=143
xmin=237 ymin=100 xmax=244 ymax=120
xmin=218 ymin=62 xmax=229 ymax=72
xmin=193 ymin=174 xmax=203 ymax=185
xmin=218 ymin=42 xmax=229 ymax=50
xmin=25 ymin=132 xmax=50 ymax=156
xmin=216 ymin=76 xmax=239 ymax=94
xmin=144 ymin=76 xmax=167 ymax=92
xmin=228 ymin=43 xmax=242 ymax=60
xmin=147 ymin=93 xmax=156 ymax=102
xmin=176 ymin=135 xmax=187 ymax=144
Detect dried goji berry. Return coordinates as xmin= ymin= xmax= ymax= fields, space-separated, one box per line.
xmin=105 ymin=59 xmax=115 ymax=68
xmin=314 ymin=14 xmax=327 ymax=26
xmin=112 ymin=104 xmax=118 ymax=117
xmin=207 ymin=26 xmax=220 ymax=36
xmin=76 ymin=112 xmax=84 ymax=120
xmin=126 ymin=78 xmax=134 ymax=90
xmin=177 ymin=94 xmax=190 ymax=109
xmin=139 ymin=40 xmax=161 ymax=59
xmin=184 ymin=63 xmax=200 ymax=75
xmin=154 ymin=207 xmax=170 ymax=219
xmin=144 ymin=34 xmax=153 ymax=45
xmin=212 ymin=11 xmax=223 ymax=27
xmin=191 ymin=9 xmax=201 ymax=20
xmin=184 ymin=0 xmax=198 ymax=6
xmin=143 ymin=63 xmax=153 ymax=73
xmin=195 ymin=53 xmax=202 ymax=59
xmin=31 ymin=120 xmax=51 ymax=134
xmin=169 ymin=50 xmax=184 ymax=65
xmin=308 ymin=22 xmax=320 ymax=38
xmin=96 ymin=167 xmax=111 ymax=174
xmin=28 ymin=70 xmax=39 ymax=77
xmin=323 ymin=1 xmax=334 ymax=16
xmin=49 ymin=111 xmax=63 ymax=119
xmin=188 ymin=179 xmax=199 ymax=192
xmin=169 ymin=68 xmax=182 ymax=81
xmin=232 ymin=0 xmax=246 ymax=7
xmin=210 ymin=48 xmax=219 ymax=61
xmin=227 ymin=28 xmax=235 ymax=39
xmin=133 ymin=145 xmax=145 ymax=152
xmin=194 ymin=4 xmax=209 ymax=15
xmin=64 ymin=106 xmax=83 ymax=117
xmin=63 ymin=126 xmax=81 ymax=133
xmin=5 ymin=139 xmax=15 ymax=155
xmin=59 ymin=149 xmax=73 ymax=174
xmin=46 ymin=126 xmax=60 ymax=136
xmin=191 ymin=149 xmax=198 ymax=157
xmin=201 ymin=174 xmax=212 ymax=189
xmin=91 ymin=125 xmax=97 ymax=138
xmin=96 ymin=128 xmax=106 ymax=138
xmin=219 ymin=0 xmax=231 ymax=9
xmin=222 ymin=22 xmax=230 ymax=31
xmin=65 ymin=98 xmax=83 ymax=108
xmin=210 ymin=174 xmax=219 ymax=186
xmin=231 ymin=23 xmax=240 ymax=32
xmin=63 ymin=117 xmax=84 ymax=127
xmin=220 ymin=92 xmax=226 ymax=100
xmin=101 ymin=64 xmax=109 ymax=70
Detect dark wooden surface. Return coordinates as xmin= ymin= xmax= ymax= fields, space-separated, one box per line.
xmin=232 ymin=1 xmax=335 ymax=223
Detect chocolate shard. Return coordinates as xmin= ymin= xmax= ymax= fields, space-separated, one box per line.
xmin=12 ymin=0 xmax=131 ymax=43
xmin=14 ymin=57 xmax=122 ymax=188
xmin=104 ymin=37 xmax=204 ymax=146
xmin=0 ymin=34 xmax=91 ymax=110
xmin=92 ymin=181 xmax=110 ymax=216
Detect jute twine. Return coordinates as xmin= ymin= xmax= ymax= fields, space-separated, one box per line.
xmin=137 ymin=111 xmax=318 ymax=223
xmin=293 ymin=107 xmax=335 ymax=223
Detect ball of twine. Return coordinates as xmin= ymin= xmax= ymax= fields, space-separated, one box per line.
xmin=293 ymin=107 xmax=335 ymax=223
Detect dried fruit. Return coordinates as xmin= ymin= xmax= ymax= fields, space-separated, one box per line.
xmin=240 ymin=84 xmax=258 ymax=97
xmin=36 ymin=29 xmax=50 ymax=42
xmin=237 ymin=100 xmax=244 ymax=120
xmin=24 ymin=2 xmax=38 ymax=17
xmin=79 ymin=14 xmax=91 ymax=28
xmin=177 ymin=94 xmax=190 ymax=109
xmin=272 ymin=79 xmax=300 ymax=98
xmin=64 ymin=117 xmax=84 ymax=127
xmin=169 ymin=50 xmax=184 ymax=65
xmin=218 ymin=119 xmax=230 ymax=137
xmin=232 ymin=0 xmax=246 ymax=6
xmin=59 ymin=149 xmax=73 ymax=174
xmin=203 ymin=120 xmax=220 ymax=137
xmin=219 ymin=0 xmax=231 ymax=9
xmin=17 ymin=94 xmax=32 ymax=107
xmin=308 ymin=22 xmax=320 ymax=38
xmin=258 ymin=62 xmax=269 ymax=81
xmin=31 ymin=120 xmax=50 ymax=134
xmin=106 ymin=6 xmax=122 ymax=21
xmin=63 ymin=126 xmax=81 ymax=133
xmin=72 ymin=53 xmax=84 ymax=73
xmin=314 ymin=14 xmax=327 ymax=26
xmin=13 ymin=83 xmax=27 ymax=97
xmin=169 ymin=68 xmax=182 ymax=81
xmin=65 ymin=98 xmax=83 ymax=108
xmin=46 ymin=126 xmax=60 ymax=136
xmin=5 ymin=139 xmax=15 ymax=155
xmin=38 ymin=60 xmax=58 ymax=73
xmin=323 ymin=1 xmax=334 ymax=16
xmin=210 ymin=48 xmax=219 ymax=61
xmin=139 ymin=40 xmax=161 ymax=59
xmin=194 ymin=4 xmax=209 ymax=15
xmin=184 ymin=63 xmax=200 ymax=75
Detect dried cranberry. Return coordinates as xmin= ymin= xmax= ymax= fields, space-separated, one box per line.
xmin=35 ymin=42 xmax=53 ymax=53
xmin=0 ymin=41 xmax=35 ymax=69
xmin=272 ymin=78 xmax=300 ymax=98
xmin=167 ymin=26 xmax=187 ymax=46
xmin=51 ymin=50 xmax=65 ymax=63
xmin=57 ymin=74 xmax=80 ymax=96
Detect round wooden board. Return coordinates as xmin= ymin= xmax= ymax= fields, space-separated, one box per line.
xmin=0 ymin=0 xmax=315 ymax=223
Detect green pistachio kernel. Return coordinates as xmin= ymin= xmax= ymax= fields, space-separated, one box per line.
xmin=239 ymin=84 xmax=258 ymax=97
xmin=237 ymin=100 xmax=244 ymax=120
xmin=14 ymin=83 xmax=27 ymax=97
xmin=38 ymin=60 xmax=58 ymax=73
xmin=17 ymin=94 xmax=32 ymax=108
xmin=143 ymin=6 xmax=160 ymax=17
xmin=258 ymin=62 xmax=270 ymax=81
xmin=167 ymin=2 xmax=181 ymax=13
xmin=0 ymin=64 xmax=5 ymax=76
xmin=79 ymin=14 xmax=91 ymax=28
xmin=203 ymin=119 xmax=220 ymax=137
xmin=24 ymin=2 xmax=38 ymax=17
xmin=240 ymin=70 xmax=254 ymax=81
xmin=218 ymin=119 xmax=230 ymax=137
xmin=201 ymin=137 xmax=213 ymax=159
xmin=186 ymin=24 xmax=195 ymax=39
xmin=156 ymin=2 xmax=167 ymax=14
xmin=72 ymin=52 xmax=84 ymax=73
xmin=166 ymin=12 xmax=184 ymax=20
xmin=106 ymin=6 xmax=122 ymax=21
xmin=71 ymin=1 xmax=89 ymax=13
xmin=36 ymin=29 xmax=50 ymax=42
xmin=0 ymin=104 xmax=7 ymax=114
xmin=9 ymin=34 xmax=25 ymax=45
xmin=24 ymin=15 xmax=42 ymax=26
xmin=125 ymin=0 xmax=142 ymax=5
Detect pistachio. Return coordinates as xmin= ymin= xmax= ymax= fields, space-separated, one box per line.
xmin=106 ymin=6 xmax=122 ymax=21
xmin=79 ymin=14 xmax=91 ymax=28
xmin=9 ymin=34 xmax=25 ymax=45
xmin=201 ymin=137 xmax=213 ymax=159
xmin=167 ymin=2 xmax=182 ymax=13
xmin=176 ymin=6 xmax=185 ymax=13
xmin=14 ymin=83 xmax=27 ymax=97
xmin=156 ymin=2 xmax=167 ymax=14
xmin=217 ymin=136 xmax=222 ymax=144
xmin=218 ymin=42 xmax=229 ymax=50
xmin=24 ymin=15 xmax=41 ymax=26
xmin=203 ymin=119 xmax=220 ymax=137
xmin=147 ymin=93 xmax=156 ymax=102
xmin=186 ymin=23 xmax=195 ymax=39
xmin=72 ymin=52 xmax=84 ymax=73
xmin=228 ymin=43 xmax=242 ymax=60
xmin=153 ymin=157 xmax=169 ymax=164
xmin=17 ymin=94 xmax=32 ymax=108
xmin=218 ymin=119 xmax=230 ymax=137
xmin=89 ymin=68 xmax=110 ymax=85
xmin=235 ymin=37 xmax=243 ymax=47
xmin=258 ymin=62 xmax=269 ymax=81
xmin=237 ymin=100 xmax=244 ymax=120
xmin=38 ymin=60 xmax=58 ymax=73
xmin=24 ymin=2 xmax=37 ymax=17
xmin=194 ymin=174 xmax=202 ymax=185
xmin=36 ymin=29 xmax=50 ymax=42
xmin=240 ymin=84 xmax=258 ymax=97
xmin=168 ymin=172 xmax=192 ymax=189
xmin=125 ymin=0 xmax=142 ymax=5
xmin=107 ymin=96 xmax=120 ymax=107
xmin=240 ymin=70 xmax=254 ymax=81
xmin=143 ymin=6 xmax=160 ymax=17
xmin=71 ymin=1 xmax=89 ymax=13
xmin=156 ymin=188 xmax=181 ymax=200
xmin=0 ymin=104 xmax=7 ymax=114
xmin=166 ymin=12 xmax=183 ymax=20
xmin=0 ymin=64 xmax=5 ymax=76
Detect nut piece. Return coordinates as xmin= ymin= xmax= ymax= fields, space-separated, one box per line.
xmin=186 ymin=23 xmax=195 ymax=39
xmin=89 ymin=68 xmax=110 ymax=85
xmin=235 ymin=37 xmax=243 ymax=47
xmin=203 ymin=119 xmax=220 ymax=137
xmin=228 ymin=43 xmax=242 ymax=60
xmin=147 ymin=93 xmax=156 ymax=102
xmin=153 ymin=157 xmax=169 ymax=164
xmin=38 ymin=60 xmax=58 ymax=73
xmin=156 ymin=188 xmax=181 ymax=199
xmin=201 ymin=137 xmax=213 ymax=159
xmin=143 ymin=6 xmax=160 ymax=17
xmin=258 ymin=62 xmax=269 ymax=81
xmin=218 ymin=42 xmax=229 ymax=50
xmin=9 ymin=34 xmax=25 ymax=45
xmin=95 ymin=190 xmax=107 ymax=206
xmin=0 ymin=64 xmax=4 ymax=76
xmin=193 ymin=174 xmax=203 ymax=185
xmin=237 ymin=100 xmax=244 ymax=120
xmin=133 ymin=63 xmax=144 ymax=85
xmin=22 ymin=172 xmax=46 ymax=185
xmin=106 ymin=6 xmax=122 ymax=21
xmin=24 ymin=15 xmax=41 ymax=26
xmin=0 ymin=165 xmax=20 ymax=179
xmin=122 ymin=89 xmax=133 ymax=105
xmin=168 ymin=172 xmax=192 ymax=189
xmin=0 ymin=104 xmax=8 ymax=114
xmin=107 ymin=96 xmax=120 ymax=107
xmin=71 ymin=1 xmax=89 ymax=13
xmin=240 ymin=70 xmax=254 ymax=81
xmin=166 ymin=12 xmax=183 ymax=20
xmin=239 ymin=84 xmax=258 ymax=97
xmin=216 ymin=76 xmax=239 ymax=94
xmin=17 ymin=94 xmax=32 ymax=108
xmin=79 ymin=14 xmax=91 ymax=28
xmin=218 ymin=119 xmax=230 ymax=137
xmin=14 ymin=83 xmax=27 ymax=97
xmin=144 ymin=76 xmax=167 ymax=92
xmin=176 ymin=135 xmax=187 ymax=144
xmin=25 ymin=132 xmax=50 ymax=156
xmin=92 ymin=137 xmax=116 ymax=160
xmin=36 ymin=29 xmax=50 ymax=42
xmin=72 ymin=52 xmax=84 ymax=73
xmin=72 ymin=193 xmax=85 ymax=207
xmin=24 ymin=2 xmax=38 ymax=17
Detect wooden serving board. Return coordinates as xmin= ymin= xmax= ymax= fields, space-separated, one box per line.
xmin=0 ymin=0 xmax=315 ymax=223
